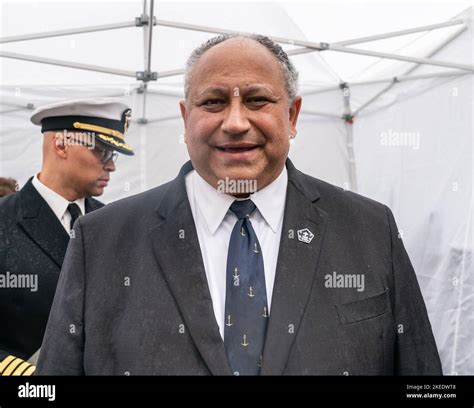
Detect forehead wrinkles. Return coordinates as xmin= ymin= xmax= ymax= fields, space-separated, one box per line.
xmin=190 ymin=68 xmax=284 ymax=100
xmin=188 ymin=40 xmax=285 ymax=96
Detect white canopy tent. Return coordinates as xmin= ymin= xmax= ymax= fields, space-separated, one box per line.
xmin=0 ymin=0 xmax=472 ymax=374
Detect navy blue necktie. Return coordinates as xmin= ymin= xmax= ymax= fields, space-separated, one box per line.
xmin=224 ymin=200 xmax=268 ymax=375
xmin=67 ymin=203 xmax=82 ymax=231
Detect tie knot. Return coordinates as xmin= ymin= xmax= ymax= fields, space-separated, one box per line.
xmin=67 ymin=203 xmax=82 ymax=219
xmin=230 ymin=200 xmax=256 ymax=219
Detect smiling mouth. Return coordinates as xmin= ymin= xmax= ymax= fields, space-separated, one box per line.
xmin=215 ymin=145 xmax=260 ymax=153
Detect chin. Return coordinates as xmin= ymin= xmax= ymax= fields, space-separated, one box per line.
xmin=216 ymin=169 xmax=260 ymax=183
xmin=89 ymin=187 xmax=104 ymax=197
xmin=220 ymin=161 xmax=266 ymax=179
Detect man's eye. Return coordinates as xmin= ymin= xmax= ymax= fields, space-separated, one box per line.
xmin=203 ymin=99 xmax=226 ymax=106
xmin=247 ymin=97 xmax=269 ymax=104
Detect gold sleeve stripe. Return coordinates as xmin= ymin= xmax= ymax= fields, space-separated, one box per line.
xmin=0 ymin=355 xmax=16 ymax=373
xmin=22 ymin=365 xmax=36 ymax=376
xmin=3 ymin=358 xmax=23 ymax=376
xmin=11 ymin=361 xmax=32 ymax=376
xmin=73 ymin=122 xmax=125 ymax=140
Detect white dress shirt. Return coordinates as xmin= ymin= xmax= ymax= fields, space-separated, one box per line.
xmin=32 ymin=174 xmax=85 ymax=233
xmin=185 ymin=167 xmax=288 ymax=339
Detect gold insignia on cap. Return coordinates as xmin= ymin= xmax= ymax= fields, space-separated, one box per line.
xmin=73 ymin=122 xmax=125 ymax=140
xmin=96 ymin=134 xmax=133 ymax=151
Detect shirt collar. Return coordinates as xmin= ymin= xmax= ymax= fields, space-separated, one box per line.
xmin=251 ymin=167 xmax=288 ymax=233
xmin=32 ymin=173 xmax=86 ymax=220
xmin=192 ymin=166 xmax=288 ymax=235
xmin=192 ymin=171 xmax=235 ymax=235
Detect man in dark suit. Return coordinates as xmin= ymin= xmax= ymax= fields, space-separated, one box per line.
xmin=36 ymin=35 xmax=442 ymax=375
xmin=0 ymin=98 xmax=134 ymax=375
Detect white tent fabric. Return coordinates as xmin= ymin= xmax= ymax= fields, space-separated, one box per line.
xmin=355 ymin=60 xmax=473 ymax=376
xmin=0 ymin=1 xmax=472 ymax=374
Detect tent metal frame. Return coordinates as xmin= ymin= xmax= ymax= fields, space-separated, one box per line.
xmin=299 ymin=70 xmax=470 ymax=97
xmin=0 ymin=2 xmax=471 ymax=124
xmin=352 ymin=23 xmax=468 ymax=117
xmin=0 ymin=1 xmax=471 ymax=79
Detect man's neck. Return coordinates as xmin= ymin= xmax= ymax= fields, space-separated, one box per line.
xmin=38 ymin=171 xmax=80 ymax=202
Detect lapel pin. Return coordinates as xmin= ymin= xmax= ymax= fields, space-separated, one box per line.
xmin=297 ymin=228 xmax=314 ymax=244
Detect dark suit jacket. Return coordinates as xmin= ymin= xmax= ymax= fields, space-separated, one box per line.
xmin=36 ymin=160 xmax=442 ymax=375
xmin=0 ymin=178 xmax=103 ymax=361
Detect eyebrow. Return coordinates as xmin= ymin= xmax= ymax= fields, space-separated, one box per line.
xmin=244 ymin=85 xmax=278 ymax=96
xmin=194 ymin=85 xmax=279 ymax=100
xmin=194 ymin=87 xmax=228 ymax=100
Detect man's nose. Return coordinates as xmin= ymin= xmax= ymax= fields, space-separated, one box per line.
xmin=221 ymin=100 xmax=251 ymax=135
xmin=103 ymin=159 xmax=116 ymax=172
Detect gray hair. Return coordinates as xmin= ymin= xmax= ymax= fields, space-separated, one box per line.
xmin=184 ymin=34 xmax=299 ymax=104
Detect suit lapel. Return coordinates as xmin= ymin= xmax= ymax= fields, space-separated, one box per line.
xmin=261 ymin=160 xmax=328 ymax=375
xmin=17 ymin=179 xmax=70 ymax=267
xmin=149 ymin=162 xmax=233 ymax=376
xmin=85 ymin=197 xmax=104 ymax=213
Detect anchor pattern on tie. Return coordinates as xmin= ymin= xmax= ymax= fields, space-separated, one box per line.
xmin=224 ymin=200 xmax=268 ymax=375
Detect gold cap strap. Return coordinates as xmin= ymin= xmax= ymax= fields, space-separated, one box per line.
xmin=73 ymin=122 xmax=125 ymax=140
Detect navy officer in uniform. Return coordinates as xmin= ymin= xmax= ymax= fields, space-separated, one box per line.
xmin=0 ymin=98 xmax=134 ymax=375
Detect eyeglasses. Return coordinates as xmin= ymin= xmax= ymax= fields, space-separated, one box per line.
xmin=64 ymin=135 xmax=118 ymax=164
xmin=93 ymin=145 xmax=119 ymax=164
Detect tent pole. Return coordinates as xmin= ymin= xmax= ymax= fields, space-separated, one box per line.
xmin=302 ymin=23 xmax=468 ymax=98
xmin=146 ymin=88 xmax=183 ymax=97
xmin=301 ymin=70 xmax=470 ymax=97
xmin=146 ymin=0 xmax=155 ymax=75
xmin=140 ymin=9 xmax=149 ymax=123
xmin=155 ymin=18 xmax=328 ymax=49
xmin=139 ymin=0 xmax=148 ymax=124
xmin=1 ymin=15 xmax=469 ymax=82
xmin=139 ymin=0 xmax=156 ymax=123
xmin=155 ymin=68 xmax=185 ymax=78
xmin=300 ymin=84 xmax=342 ymax=96
xmin=335 ymin=19 xmax=465 ymax=46
xmin=351 ymin=70 xmax=470 ymax=87
xmin=0 ymin=22 xmax=136 ymax=44
xmin=0 ymin=107 xmax=34 ymax=115
xmin=0 ymin=14 xmax=462 ymax=47
xmin=327 ymin=43 xmax=473 ymax=72
xmin=287 ymin=19 xmax=465 ymax=55
xmin=300 ymin=109 xmax=342 ymax=119
xmin=0 ymin=99 xmax=34 ymax=108
xmin=155 ymin=19 xmax=472 ymax=71
xmin=353 ymin=24 xmax=468 ymax=116
xmin=142 ymin=0 xmax=149 ymax=70
xmin=0 ymin=51 xmax=136 ymax=77
xmin=140 ymin=0 xmax=156 ymax=79
xmin=340 ymin=84 xmax=357 ymax=192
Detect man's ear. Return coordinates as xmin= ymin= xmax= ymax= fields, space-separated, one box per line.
xmin=179 ymin=100 xmax=188 ymax=144
xmin=179 ymin=100 xmax=187 ymax=125
xmin=289 ymin=96 xmax=302 ymax=137
xmin=52 ymin=133 xmax=68 ymax=159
